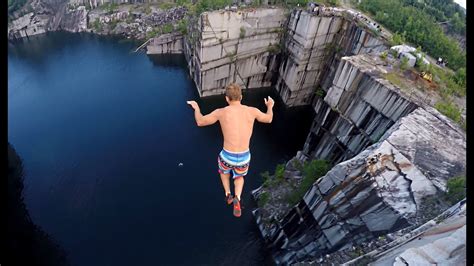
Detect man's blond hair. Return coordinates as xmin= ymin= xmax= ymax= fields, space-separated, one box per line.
xmin=225 ymin=83 xmax=242 ymax=101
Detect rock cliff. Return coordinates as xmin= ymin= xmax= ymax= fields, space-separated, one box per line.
xmin=184 ymin=8 xmax=287 ymax=96
xmin=253 ymin=105 xmax=465 ymax=264
xmin=276 ymin=8 xmax=387 ymax=107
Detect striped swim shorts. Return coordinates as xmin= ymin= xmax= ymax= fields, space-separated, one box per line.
xmin=217 ymin=148 xmax=251 ymax=179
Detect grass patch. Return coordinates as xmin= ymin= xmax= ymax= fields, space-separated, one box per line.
xmin=286 ymin=160 xmax=329 ymax=206
xmin=159 ymin=2 xmax=176 ymax=10
xmin=161 ymin=23 xmax=174 ymax=34
xmin=383 ymin=72 xmax=408 ymax=90
xmin=258 ymin=191 xmax=271 ymax=207
xmin=434 ymin=100 xmax=462 ymax=123
xmin=444 ymin=176 xmax=465 ymax=204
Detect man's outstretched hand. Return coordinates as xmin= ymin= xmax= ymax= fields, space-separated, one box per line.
xmin=187 ymin=100 xmax=200 ymax=110
xmin=264 ymin=96 xmax=275 ymax=109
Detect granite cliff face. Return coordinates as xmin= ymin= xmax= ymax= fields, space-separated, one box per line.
xmin=253 ymin=105 xmax=465 ymax=264
xmin=184 ymin=8 xmax=287 ymax=96
xmin=8 ymin=0 xmax=89 ymax=39
xmin=276 ymin=8 xmax=387 ymax=107
xmin=7 ymin=0 xmax=186 ymax=40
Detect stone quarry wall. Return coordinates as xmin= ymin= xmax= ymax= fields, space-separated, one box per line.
xmin=301 ymin=55 xmax=418 ymax=164
xmin=147 ymin=33 xmax=183 ymax=54
xmin=7 ymin=0 xmax=186 ymax=40
xmin=253 ymin=106 xmax=466 ymax=264
xmin=276 ymin=8 xmax=387 ymax=107
xmin=184 ymin=8 xmax=287 ymax=96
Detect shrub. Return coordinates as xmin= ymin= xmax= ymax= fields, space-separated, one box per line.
xmin=315 ymin=87 xmax=325 ymax=98
xmin=267 ymin=44 xmax=281 ymax=54
xmin=452 ymin=67 xmax=466 ymax=87
xmin=445 ymin=176 xmax=465 ymax=204
xmin=390 ymin=32 xmax=405 ymax=46
xmin=400 ymin=56 xmax=409 ymax=70
xmin=275 ymin=164 xmax=285 ymax=181
xmin=379 ymin=51 xmax=388 ymax=60
xmin=286 ymin=160 xmax=329 ymax=205
xmin=177 ymin=19 xmax=188 ymax=35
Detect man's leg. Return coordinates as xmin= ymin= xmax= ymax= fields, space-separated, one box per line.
xmin=234 ymin=176 xmax=244 ymax=201
xmin=219 ymin=172 xmax=231 ymax=196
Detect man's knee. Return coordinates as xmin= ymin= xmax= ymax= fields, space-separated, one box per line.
xmin=233 ymin=176 xmax=245 ymax=181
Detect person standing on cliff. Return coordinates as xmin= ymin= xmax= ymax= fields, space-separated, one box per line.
xmin=186 ymin=83 xmax=274 ymax=217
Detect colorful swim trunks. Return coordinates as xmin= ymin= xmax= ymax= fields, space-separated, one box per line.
xmin=217 ymin=149 xmax=251 ymax=179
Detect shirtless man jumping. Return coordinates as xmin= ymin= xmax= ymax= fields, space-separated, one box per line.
xmin=187 ymin=83 xmax=274 ymax=217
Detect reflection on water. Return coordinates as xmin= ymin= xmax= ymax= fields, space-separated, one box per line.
xmin=8 ymin=32 xmax=314 ymax=266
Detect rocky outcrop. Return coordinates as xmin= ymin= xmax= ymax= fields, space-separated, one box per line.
xmin=8 ymin=0 xmax=187 ymax=40
xmin=147 ymin=33 xmax=183 ymax=54
xmin=253 ymin=106 xmax=466 ymax=265
xmin=276 ymin=8 xmax=387 ymax=107
xmin=8 ymin=0 xmax=89 ymax=39
xmin=301 ymin=53 xmax=419 ymax=164
xmin=184 ymin=8 xmax=287 ymax=96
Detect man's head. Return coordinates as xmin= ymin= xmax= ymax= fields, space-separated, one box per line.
xmin=225 ymin=83 xmax=242 ymax=103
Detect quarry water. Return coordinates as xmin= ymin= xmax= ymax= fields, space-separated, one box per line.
xmin=8 ymin=32 xmax=314 ymax=266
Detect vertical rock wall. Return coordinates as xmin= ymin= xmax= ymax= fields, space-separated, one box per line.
xmin=184 ymin=8 xmax=287 ymax=96
xmin=147 ymin=33 xmax=183 ymax=54
xmin=276 ymin=9 xmax=387 ymax=107
xmin=255 ymin=106 xmax=465 ymax=265
xmin=301 ymin=55 xmax=418 ymax=164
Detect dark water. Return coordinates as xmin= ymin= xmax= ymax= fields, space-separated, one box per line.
xmin=8 ymin=32 xmax=314 ymax=266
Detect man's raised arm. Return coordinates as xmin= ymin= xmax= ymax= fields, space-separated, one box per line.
xmin=253 ymin=96 xmax=274 ymax=123
xmin=186 ymin=100 xmax=221 ymax=126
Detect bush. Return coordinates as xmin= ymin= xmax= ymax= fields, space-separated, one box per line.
xmin=445 ymin=176 xmax=465 ymax=204
xmin=315 ymin=87 xmax=325 ymax=98
xmin=267 ymin=44 xmax=281 ymax=54
xmin=452 ymin=67 xmax=466 ymax=87
xmin=275 ymin=164 xmax=285 ymax=181
xmin=400 ymin=56 xmax=409 ymax=70
xmin=435 ymin=100 xmax=462 ymax=123
xmin=287 ymin=160 xmax=329 ymax=206
xmin=379 ymin=51 xmax=388 ymax=60
xmin=177 ymin=19 xmax=188 ymax=35
xmin=390 ymin=32 xmax=405 ymax=46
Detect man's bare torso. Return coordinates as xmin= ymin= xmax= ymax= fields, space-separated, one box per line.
xmin=218 ymin=105 xmax=255 ymax=152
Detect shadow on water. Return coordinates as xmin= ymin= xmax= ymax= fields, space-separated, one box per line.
xmin=8 ymin=31 xmax=138 ymax=65
xmin=7 ymin=143 xmax=69 ymax=266
xmin=147 ymin=54 xmax=188 ymax=69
